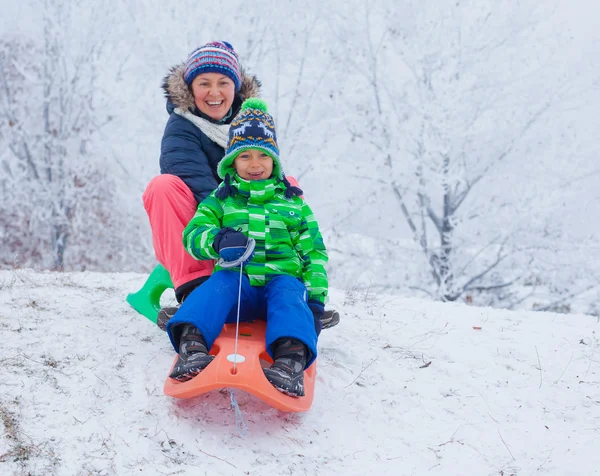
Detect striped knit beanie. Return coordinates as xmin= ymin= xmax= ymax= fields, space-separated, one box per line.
xmin=184 ymin=41 xmax=242 ymax=91
xmin=217 ymin=98 xmax=302 ymax=199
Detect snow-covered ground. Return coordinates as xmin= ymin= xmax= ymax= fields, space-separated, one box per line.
xmin=0 ymin=270 xmax=598 ymax=475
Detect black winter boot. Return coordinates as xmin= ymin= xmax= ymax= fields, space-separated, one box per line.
xmin=263 ymin=338 xmax=308 ymax=397
xmin=321 ymin=309 xmax=340 ymax=329
xmin=169 ymin=324 xmax=214 ymax=382
xmin=157 ymin=305 xmax=179 ymax=331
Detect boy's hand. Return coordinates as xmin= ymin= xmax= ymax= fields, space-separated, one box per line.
xmin=214 ymin=228 xmax=253 ymax=263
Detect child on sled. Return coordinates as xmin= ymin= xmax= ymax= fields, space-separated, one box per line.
xmin=165 ymin=98 xmax=328 ymax=397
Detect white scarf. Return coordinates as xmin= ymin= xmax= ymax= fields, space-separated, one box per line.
xmin=173 ymin=107 xmax=230 ymax=148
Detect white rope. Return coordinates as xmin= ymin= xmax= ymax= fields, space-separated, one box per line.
xmin=230 ymin=257 xmax=249 ymax=436
xmin=214 ymin=239 xmax=256 ymax=435
xmin=233 ymin=265 xmax=243 ymax=375
xmin=230 ymin=389 xmax=248 ymax=436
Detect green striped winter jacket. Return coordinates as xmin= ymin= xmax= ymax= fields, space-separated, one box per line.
xmin=183 ymin=175 xmax=328 ymax=305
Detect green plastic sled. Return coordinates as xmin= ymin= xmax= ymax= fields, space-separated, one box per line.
xmin=126 ymin=264 xmax=173 ymax=324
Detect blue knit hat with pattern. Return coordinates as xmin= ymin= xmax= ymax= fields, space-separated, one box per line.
xmin=217 ymin=98 xmax=303 ymax=199
xmin=184 ymin=41 xmax=242 ymax=91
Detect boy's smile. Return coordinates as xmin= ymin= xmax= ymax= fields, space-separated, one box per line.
xmin=234 ymin=149 xmax=274 ymax=180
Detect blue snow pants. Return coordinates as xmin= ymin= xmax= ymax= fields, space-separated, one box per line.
xmin=166 ymin=271 xmax=318 ymax=368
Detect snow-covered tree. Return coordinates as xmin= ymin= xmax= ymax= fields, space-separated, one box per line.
xmin=330 ymin=0 xmax=600 ymax=305
xmin=0 ymin=1 xmax=144 ymax=270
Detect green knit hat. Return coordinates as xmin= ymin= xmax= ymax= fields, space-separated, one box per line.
xmin=217 ymin=98 xmax=282 ymax=180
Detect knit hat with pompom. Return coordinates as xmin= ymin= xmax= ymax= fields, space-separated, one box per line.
xmin=217 ymin=98 xmax=302 ymax=199
xmin=184 ymin=41 xmax=241 ymax=90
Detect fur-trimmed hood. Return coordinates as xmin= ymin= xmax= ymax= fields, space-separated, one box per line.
xmin=161 ymin=64 xmax=261 ymax=113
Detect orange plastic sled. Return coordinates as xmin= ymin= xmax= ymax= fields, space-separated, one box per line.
xmin=164 ymin=320 xmax=316 ymax=412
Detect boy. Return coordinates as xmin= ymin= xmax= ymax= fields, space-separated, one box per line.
xmin=165 ymin=98 xmax=328 ymax=397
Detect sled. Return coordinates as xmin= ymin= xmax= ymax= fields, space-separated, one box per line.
xmin=126 ymin=263 xmax=173 ymax=324
xmin=164 ymin=320 xmax=316 ymax=412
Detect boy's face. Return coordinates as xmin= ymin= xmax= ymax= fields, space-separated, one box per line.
xmin=234 ymin=149 xmax=274 ymax=181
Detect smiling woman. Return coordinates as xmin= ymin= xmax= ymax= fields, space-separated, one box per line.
xmin=190 ymin=73 xmax=236 ymax=120
xmin=142 ymin=41 xmax=261 ymax=311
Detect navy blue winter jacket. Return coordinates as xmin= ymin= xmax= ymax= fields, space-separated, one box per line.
xmin=159 ymin=64 xmax=261 ymax=203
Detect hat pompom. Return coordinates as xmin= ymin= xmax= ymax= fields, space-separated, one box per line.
xmin=241 ymin=98 xmax=268 ymax=113
xmin=215 ymin=174 xmax=236 ymax=199
xmin=281 ymin=176 xmax=303 ymax=199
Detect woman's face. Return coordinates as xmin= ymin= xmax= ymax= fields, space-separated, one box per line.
xmin=190 ymin=73 xmax=236 ymax=120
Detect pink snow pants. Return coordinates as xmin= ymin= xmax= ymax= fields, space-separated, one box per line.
xmin=142 ymin=175 xmax=214 ymax=291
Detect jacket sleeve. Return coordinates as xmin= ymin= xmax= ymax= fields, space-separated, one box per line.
xmin=291 ymin=200 xmax=329 ymax=305
xmin=160 ymin=114 xmax=220 ymax=203
xmin=182 ymin=192 xmax=224 ymax=260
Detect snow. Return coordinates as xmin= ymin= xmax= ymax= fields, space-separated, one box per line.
xmin=1 ymin=269 xmax=598 ymax=475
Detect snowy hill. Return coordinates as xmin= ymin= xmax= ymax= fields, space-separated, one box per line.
xmin=0 ymin=270 xmax=598 ymax=475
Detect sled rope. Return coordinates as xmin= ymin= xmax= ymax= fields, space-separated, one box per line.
xmin=230 ymin=263 xmax=248 ymax=436
xmin=232 ymin=264 xmax=243 ymax=375
xmin=231 ymin=389 xmax=248 ymax=436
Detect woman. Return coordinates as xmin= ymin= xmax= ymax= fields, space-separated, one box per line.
xmin=142 ymin=41 xmax=339 ymax=330
xmin=142 ymin=41 xmax=258 ymax=321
